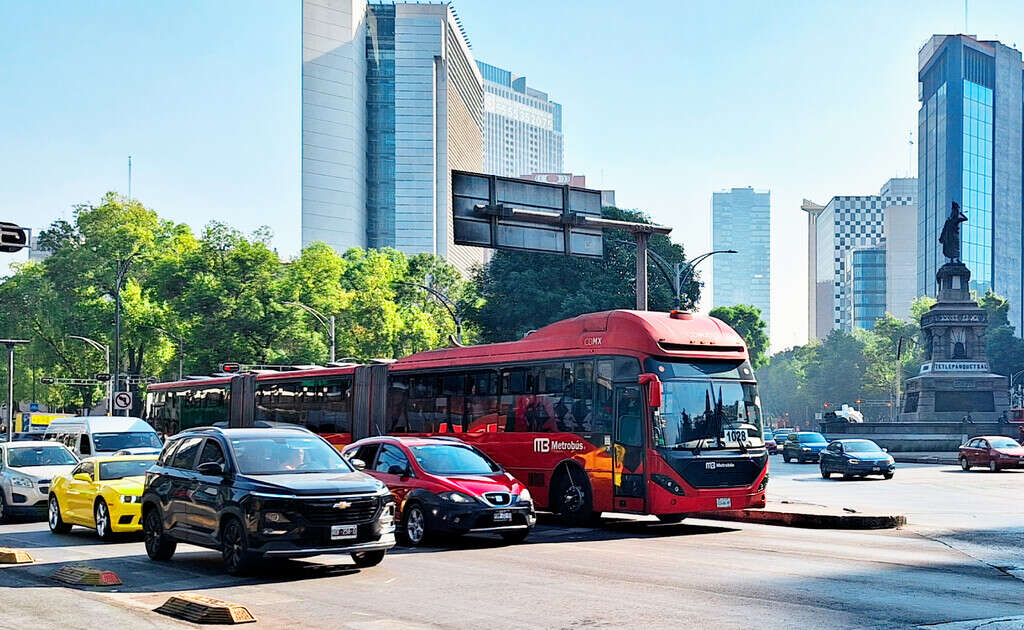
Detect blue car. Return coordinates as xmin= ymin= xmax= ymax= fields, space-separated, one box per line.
xmin=819 ymin=439 xmax=895 ymax=479
xmin=782 ymin=432 xmax=829 ymax=463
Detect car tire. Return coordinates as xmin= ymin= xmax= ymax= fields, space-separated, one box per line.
xmin=0 ymin=491 xmax=7 ymax=524
xmin=94 ymin=499 xmax=113 ymax=541
xmin=401 ymin=503 xmax=431 ymax=547
xmin=48 ymin=495 xmax=72 ymax=534
xmin=221 ymin=517 xmax=257 ymax=575
xmin=820 ymin=466 xmax=831 ymax=479
xmin=842 ymin=473 xmax=854 ymax=480
xmin=783 ymin=454 xmax=791 ymax=463
xmin=143 ymin=507 xmax=176 ymax=561
xmin=551 ymin=467 xmax=595 ymax=526
xmin=989 ymin=460 xmax=999 ymax=473
xmin=656 ymin=514 xmax=686 ymax=524
xmin=500 ymin=528 xmax=531 ymax=544
xmin=960 ymin=457 xmax=971 ymax=471
xmin=350 ymin=550 xmax=386 ymax=568
xmin=883 ymin=472 xmax=894 ymax=480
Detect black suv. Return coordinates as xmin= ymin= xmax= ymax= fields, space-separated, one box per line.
xmin=140 ymin=427 xmax=396 ymax=574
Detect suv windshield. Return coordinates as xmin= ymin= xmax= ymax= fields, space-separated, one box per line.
xmin=655 ymin=379 xmax=763 ymax=449
xmin=93 ymin=432 xmax=162 ymax=452
xmin=7 ymin=445 xmax=77 ymax=467
xmin=99 ymin=459 xmax=156 ymax=480
xmin=410 ymin=444 xmax=500 ymax=475
xmin=230 ymin=435 xmax=352 ymax=475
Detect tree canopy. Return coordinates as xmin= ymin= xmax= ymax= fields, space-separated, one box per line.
xmin=0 ymin=193 xmax=474 ymax=414
xmin=708 ymin=304 xmax=769 ymax=368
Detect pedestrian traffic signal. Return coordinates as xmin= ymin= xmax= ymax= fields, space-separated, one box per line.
xmin=39 ymin=377 xmax=55 ymax=385
xmin=0 ymin=222 xmax=27 ymax=253
xmin=823 ymin=402 xmax=830 ymax=408
xmin=219 ymin=362 xmax=241 ymax=374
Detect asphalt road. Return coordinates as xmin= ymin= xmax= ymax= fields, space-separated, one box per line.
xmin=1 ymin=460 xmax=1022 ymax=630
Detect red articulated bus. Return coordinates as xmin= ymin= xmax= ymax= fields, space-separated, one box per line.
xmin=145 ymin=310 xmax=768 ymax=522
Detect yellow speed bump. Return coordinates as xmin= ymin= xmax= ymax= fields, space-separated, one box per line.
xmin=51 ymin=565 xmax=122 ymax=586
xmin=0 ymin=547 xmax=33 ymax=564
xmin=155 ymin=593 xmax=256 ymax=624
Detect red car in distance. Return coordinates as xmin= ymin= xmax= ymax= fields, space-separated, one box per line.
xmin=342 ymin=436 xmax=536 ymax=546
xmin=959 ymin=436 xmax=1024 ymax=472
xmin=764 ymin=430 xmax=778 ymax=455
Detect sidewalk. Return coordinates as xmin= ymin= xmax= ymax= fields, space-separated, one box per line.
xmin=890 ymin=452 xmax=959 ymax=465
xmin=699 ymin=500 xmax=906 ymax=530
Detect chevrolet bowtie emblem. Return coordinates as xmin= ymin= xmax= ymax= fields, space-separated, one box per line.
xmin=333 ymin=501 xmax=351 ymax=510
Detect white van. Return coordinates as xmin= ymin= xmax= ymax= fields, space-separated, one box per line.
xmin=43 ymin=417 xmax=161 ymax=458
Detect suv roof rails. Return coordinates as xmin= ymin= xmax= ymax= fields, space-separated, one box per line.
xmin=369 ymin=358 xmax=396 ymax=364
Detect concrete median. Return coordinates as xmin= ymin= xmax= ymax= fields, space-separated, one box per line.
xmin=697 ymin=500 xmax=906 ymax=530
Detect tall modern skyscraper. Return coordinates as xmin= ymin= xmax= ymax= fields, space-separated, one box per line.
xmin=712 ymin=188 xmax=770 ymax=336
xmin=477 ymin=61 xmax=563 ymax=177
xmin=302 ymin=0 xmax=486 ymax=272
xmin=804 ymin=178 xmax=916 ymax=339
xmin=917 ymin=35 xmax=1024 ymax=333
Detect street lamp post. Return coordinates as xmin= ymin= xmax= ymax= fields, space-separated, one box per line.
xmin=396 ymin=282 xmax=463 ymax=345
xmin=1010 ymin=369 xmax=1024 ymax=408
xmin=285 ymin=302 xmax=336 ymax=363
xmin=112 ymin=255 xmax=139 ymax=416
xmin=1 ymin=339 xmax=29 ymax=441
xmin=68 ymin=335 xmax=111 ymax=415
xmin=673 ymin=250 xmax=738 ymax=311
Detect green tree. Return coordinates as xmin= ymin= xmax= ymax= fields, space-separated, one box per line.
xmin=472 ymin=207 xmax=698 ymax=342
xmin=804 ymin=330 xmax=868 ymax=410
xmin=708 ymin=304 xmax=769 ymax=368
xmin=977 ymin=291 xmax=1024 ymax=378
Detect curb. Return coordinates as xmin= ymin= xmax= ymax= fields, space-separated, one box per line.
xmin=698 ymin=508 xmax=906 ymax=530
xmin=893 ymin=455 xmax=958 ymax=465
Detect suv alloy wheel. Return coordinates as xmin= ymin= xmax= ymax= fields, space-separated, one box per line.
xmin=221 ymin=517 xmax=257 ymax=575
xmin=143 ymin=508 xmax=176 ymax=561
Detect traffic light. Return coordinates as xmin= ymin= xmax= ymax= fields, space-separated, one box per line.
xmin=823 ymin=402 xmax=830 ymax=408
xmin=856 ymin=399 xmax=863 ymax=404
xmin=39 ymin=377 xmax=55 ymax=385
xmin=94 ymin=373 xmax=112 ymax=382
xmin=0 ymin=222 xmax=27 ymax=253
xmin=219 ymin=362 xmax=241 ymax=374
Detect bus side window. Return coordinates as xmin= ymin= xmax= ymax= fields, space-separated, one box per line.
xmin=388 ymin=376 xmax=411 ymax=433
xmin=465 ymin=370 xmax=498 ymax=432
xmin=500 ymin=368 xmax=528 ymax=432
xmin=593 ymin=359 xmax=614 ymax=434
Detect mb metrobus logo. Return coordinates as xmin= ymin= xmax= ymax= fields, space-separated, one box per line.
xmin=533 ymin=438 xmax=586 ymax=453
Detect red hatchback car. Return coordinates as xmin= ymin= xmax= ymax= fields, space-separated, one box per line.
xmin=342 ymin=437 xmax=536 ymax=546
xmin=959 ymin=436 xmax=1024 ymax=472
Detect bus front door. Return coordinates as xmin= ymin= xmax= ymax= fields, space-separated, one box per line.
xmin=612 ymin=385 xmax=646 ymax=512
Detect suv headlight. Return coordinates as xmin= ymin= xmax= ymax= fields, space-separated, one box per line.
xmin=10 ymin=475 xmax=33 ymax=488
xmin=439 ymin=491 xmax=476 ymax=504
xmin=801 ymin=447 xmax=811 ymax=452
xmin=517 ymin=488 xmax=532 ymax=504
xmin=847 ymin=459 xmax=860 ymax=464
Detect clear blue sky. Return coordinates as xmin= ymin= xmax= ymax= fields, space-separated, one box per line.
xmin=3 ymin=0 xmax=1023 ymax=350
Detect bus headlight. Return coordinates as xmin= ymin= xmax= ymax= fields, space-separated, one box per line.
xmin=651 ymin=474 xmax=686 ymax=496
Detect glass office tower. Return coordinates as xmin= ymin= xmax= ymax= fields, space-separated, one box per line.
xmin=712 ymin=187 xmax=771 ymax=336
xmin=917 ymin=35 xmax=1023 ymax=332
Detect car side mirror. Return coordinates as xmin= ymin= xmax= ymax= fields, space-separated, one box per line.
xmin=348 ymin=457 xmax=366 ymax=470
xmin=73 ymin=473 xmax=91 ymax=482
xmin=882 ymin=448 xmax=888 ymax=453
xmin=388 ymin=464 xmax=412 ymax=477
xmin=197 ymin=462 xmax=225 ymax=476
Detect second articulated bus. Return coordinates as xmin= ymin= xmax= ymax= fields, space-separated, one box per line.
xmin=145 ymin=309 xmax=769 ymax=522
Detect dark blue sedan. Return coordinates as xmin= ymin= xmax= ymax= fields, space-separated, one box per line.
xmin=819 ymin=439 xmax=895 ymax=480
xmin=781 ymin=432 xmax=829 ymax=463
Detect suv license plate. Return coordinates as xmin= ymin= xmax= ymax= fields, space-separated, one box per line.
xmin=494 ymin=510 xmax=512 ymax=522
xmin=872 ymin=467 xmax=880 ymax=471
xmin=331 ymin=524 xmax=357 ymax=540
xmin=716 ymin=498 xmax=732 ymax=509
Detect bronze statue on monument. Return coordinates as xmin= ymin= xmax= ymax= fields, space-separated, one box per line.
xmin=938 ymin=201 xmax=968 ymax=262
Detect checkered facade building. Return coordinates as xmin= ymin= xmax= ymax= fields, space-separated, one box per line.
xmin=815 ymin=193 xmax=915 ymax=332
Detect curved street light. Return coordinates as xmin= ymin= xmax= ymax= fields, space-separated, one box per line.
xmin=68 ymin=334 xmax=111 ymax=415
xmin=396 ymin=282 xmax=463 ymax=346
xmin=285 ymin=302 xmax=336 ymax=362
xmin=608 ymin=240 xmax=737 ymax=310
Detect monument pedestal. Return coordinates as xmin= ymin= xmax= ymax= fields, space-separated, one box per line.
xmin=899 ymin=263 xmax=1008 ymax=422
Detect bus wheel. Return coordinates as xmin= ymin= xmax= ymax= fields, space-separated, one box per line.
xmin=551 ymin=467 xmax=593 ymax=526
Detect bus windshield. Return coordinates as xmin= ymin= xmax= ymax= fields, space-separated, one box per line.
xmin=654 ymin=380 xmax=763 ymax=449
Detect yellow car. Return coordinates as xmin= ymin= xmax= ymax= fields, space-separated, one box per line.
xmin=48 ymin=456 xmax=157 ymax=539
